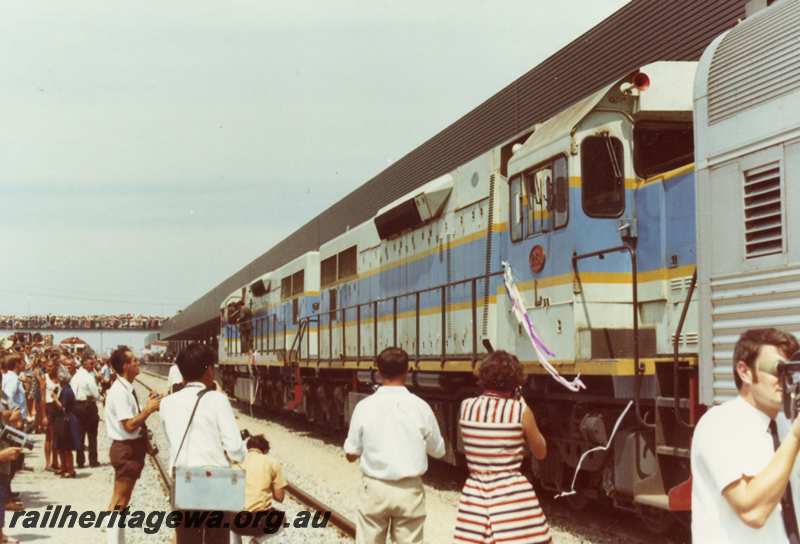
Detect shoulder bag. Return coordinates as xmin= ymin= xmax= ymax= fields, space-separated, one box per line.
xmin=170 ymin=389 xmax=246 ymax=512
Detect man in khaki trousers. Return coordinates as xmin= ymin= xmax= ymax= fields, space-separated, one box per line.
xmin=344 ymin=348 xmax=446 ymax=543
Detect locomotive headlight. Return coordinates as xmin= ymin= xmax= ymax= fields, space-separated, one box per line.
xmin=632 ymin=72 xmax=650 ymax=91
xmin=619 ymin=72 xmax=650 ymax=95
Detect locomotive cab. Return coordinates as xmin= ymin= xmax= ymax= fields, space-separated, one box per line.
xmin=505 ymin=61 xmax=700 ymax=519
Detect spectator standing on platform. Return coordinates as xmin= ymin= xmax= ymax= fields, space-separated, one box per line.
xmin=453 ymin=351 xmax=552 ymax=544
xmin=344 ymin=347 xmax=445 ymax=544
xmin=32 ymin=357 xmax=46 ymax=433
xmin=26 ymin=356 xmax=44 ymax=433
xmin=99 ymin=359 xmax=113 ymax=400
xmin=71 ymin=355 xmax=101 ymax=468
xmin=43 ymin=357 xmax=61 ymax=472
xmin=160 ymin=343 xmax=246 ymax=544
xmin=691 ymin=328 xmax=800 ymax=543
xmin=232 ymin=434 xmax=287 ymax=543
xmin=2 ymin=355 xmax=27 ymax=422
xmin=52 ymin=360 xmax=80 ymax=478
xmin=167 ymin=362 xmax=183 ymax=394
xmin=104 ymin=346 xmax=160 ymax=544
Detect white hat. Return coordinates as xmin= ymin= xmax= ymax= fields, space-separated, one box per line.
xmin=0 ymin=336 xmax=14 ymax=351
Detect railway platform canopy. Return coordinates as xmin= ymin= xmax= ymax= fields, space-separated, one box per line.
xmin=161 ymin=0 xmax=750 ymax=341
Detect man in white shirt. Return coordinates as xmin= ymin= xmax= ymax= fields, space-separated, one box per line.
xmin=160 ymin=343 xmax=245 ymax=544
xmin=2 ymin=354 xmax=27 ymax=420
xmin=692 ymin=328 xmax=800 ymax=543
xmin=71 ymin=355 xmax=101 ymax=468
xmin=344 ymin=347 xmax=445 ymax=544
xmin=104 ymin=346 xmax=160 ymax=544
xmin=167 ymin=362 xmax=183 ymax=393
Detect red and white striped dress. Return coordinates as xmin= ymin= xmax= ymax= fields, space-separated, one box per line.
xmin=453 ymin=393 xmax=552 ymax=544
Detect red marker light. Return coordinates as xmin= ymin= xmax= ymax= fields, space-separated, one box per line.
xmin=633 ymin=72 xmax=650 ymax=91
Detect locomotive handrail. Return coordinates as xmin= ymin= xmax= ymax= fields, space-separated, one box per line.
xmin=273 ymin=269 xmax=506 ymax=365
xmin=672 ymin=268 xmax=698 ymax=429
xmin=572 ymin=242 xmax=655 ymax=430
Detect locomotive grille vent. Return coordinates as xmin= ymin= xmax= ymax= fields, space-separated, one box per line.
xmin=671 ymin=332 xmax=698 ymax=345
xmin=670 ymin=277 xmax=693 ymax=293
xmin=744 ymin=162 xmax=783 ymax=259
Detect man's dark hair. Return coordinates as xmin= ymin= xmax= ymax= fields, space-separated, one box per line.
xmin=247 ymin=434 xmax=270 ymax=453
xmin=376 ymin=347 xmax=409 ymax=379
xmin=109 ymin=346 xmax=133 ymax=375
xmin=478 ymin=350 xmax=524 ymax=392
xmin=176 ymin=343 xmax=216 ymax=381
xmin=732 ymin=328 xmax=799 ymax=389
xmin=3 ymin=354 xmax=22 ymax=372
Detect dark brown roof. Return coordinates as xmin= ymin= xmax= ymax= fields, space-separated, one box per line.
xmin=162 ymin=0 xmax=747 ymax=340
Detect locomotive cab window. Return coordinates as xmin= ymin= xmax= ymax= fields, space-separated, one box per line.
xmin=634 ymin=121 xmax=694 ymax=178
xmin=525 ymin=156 xmax=568 ymax=235
xmin=582 ymin=135 xmax=625 ymax=218
xmin=510 ymin=156 xmax=568 ymax=242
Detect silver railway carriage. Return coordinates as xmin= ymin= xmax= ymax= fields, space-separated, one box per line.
xmin=156 ymin=0 xmax=798 ymax=530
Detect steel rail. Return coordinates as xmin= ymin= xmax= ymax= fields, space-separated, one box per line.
xmin=134 ymin=373 xmax=356 ymax=539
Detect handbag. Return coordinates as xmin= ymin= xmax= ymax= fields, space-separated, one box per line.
xmin=169 ymin=389 xmax=246 ymax=512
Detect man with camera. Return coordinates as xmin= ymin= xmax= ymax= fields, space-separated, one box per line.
xmin=160 ymin=343 xmax=246 ymax=544
xmin=692 ymin=328 xmax=800 ymax=543
xmin=104 ymin=346 xmax=160 ymax=544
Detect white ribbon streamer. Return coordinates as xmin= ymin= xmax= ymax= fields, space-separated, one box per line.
xmin=554 ymin=400 xmax=634 ymax=500
xmin=501 ymin=262 xmax=586 ymax=392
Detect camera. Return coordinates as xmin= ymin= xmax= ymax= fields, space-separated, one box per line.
xmin=145 ymin=429 xmax=159 ymax=456
xmin=0 ymin=424 xmax=34 ymax=451
xmin=778 ymin=354 xmax=800 ymax=421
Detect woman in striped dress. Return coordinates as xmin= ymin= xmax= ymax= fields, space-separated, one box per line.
xmin=454 ymin=351 xmax=552 ymax=543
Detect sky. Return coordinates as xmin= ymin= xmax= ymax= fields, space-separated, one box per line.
xmin=0 ymin=0 xmax=630 ymax=318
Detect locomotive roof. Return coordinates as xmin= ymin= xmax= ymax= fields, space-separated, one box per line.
xmin=508 ymin=84 xmax=612 ymax=175
xmin=163 ymin=0 xmax=748 ymax=340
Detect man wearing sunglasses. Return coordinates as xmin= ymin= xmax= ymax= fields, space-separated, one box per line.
xmin=692 ymin=328 xmax=800 ymax=543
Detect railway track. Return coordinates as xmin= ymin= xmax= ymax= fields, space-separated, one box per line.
xmin=135 ymin=375 xmax=357 ymax=539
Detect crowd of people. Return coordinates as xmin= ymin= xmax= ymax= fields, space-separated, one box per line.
xmin=7 ymin=323 xmax=800 ymax=543
xmin=0 ymin=334 xmax=559 ymax=543
xmin=0 ymin=314 xmax=165 ymax=330
xmin=0 ymin=335 xmax=113 ymax=543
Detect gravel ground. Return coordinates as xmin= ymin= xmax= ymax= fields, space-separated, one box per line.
xmin=137 ymin=372 xmax=690 ymax=544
